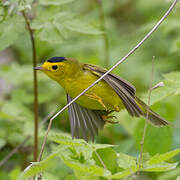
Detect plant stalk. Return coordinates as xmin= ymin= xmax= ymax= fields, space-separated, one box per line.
xmin=22 ymin=11 xmax=39 ymax=162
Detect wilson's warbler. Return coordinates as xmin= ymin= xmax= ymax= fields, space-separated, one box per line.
xmin=35 ymin=57 xmax=169 ymax=141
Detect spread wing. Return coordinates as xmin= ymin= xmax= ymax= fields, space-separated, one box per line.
xmin=83 ymin=64 xmax=143 ymax=117
xmin=67 ymin=94 xmax=105 ymax=141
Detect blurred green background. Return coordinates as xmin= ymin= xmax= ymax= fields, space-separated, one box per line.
xmin=0 ymin=0 xmax=180 ymax=179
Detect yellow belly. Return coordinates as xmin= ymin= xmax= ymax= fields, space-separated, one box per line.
xmin=61 ymin=71 xmax=123 ymax=111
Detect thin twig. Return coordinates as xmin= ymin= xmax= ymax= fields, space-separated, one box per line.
xmin=137 ymin=56 xmax=155 ymax=180
xmin=96 ymin=0 xmax=110 ymax=68
xmin=38 ymin=0 xmax=179 ymax=162
xmin=94 ymin=150 xmax=107 ymax=169
xmin=22 ymin=11 xmax=39 ymax=162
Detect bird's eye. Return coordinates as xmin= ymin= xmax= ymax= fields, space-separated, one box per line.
xmin=52 ymin=65 xmax=58 ymax=70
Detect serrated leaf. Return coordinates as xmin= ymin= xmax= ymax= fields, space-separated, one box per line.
xmin=117 ymin=152 xmax=137 ymax=169
xmin=32 ymin=11 xmax=102 ymax=43
xmin=147 ymin=148 xmax=180 ymax=165
xmin=144 ymin=162 xmax=178 ymax=172
xmin=61 ymin=156 xmax=111 ymax=177
xmin=39 ymin=0 xmax=75 ymax=6
xmin=49 ymin=133 xmax=86 ymax=146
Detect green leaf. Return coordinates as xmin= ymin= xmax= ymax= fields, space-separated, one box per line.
xmin=144 ymin=162 xmax=178 ymax=172
xmin=0 ymin=15 xmax=24 ymax=51
xmin=163 ymin=72 xmax=180 ymax=83
xmin=54 ymin=12 xmax=102 ymax=35
xmin=80 ymin=176 xmax=98 ymax=180
xmin=117 ymin=152 xmax=137 ymax=169
xmin=65 ymin=19 xmax=103 ymax=35
xmin=66 ymin=175 xmax=78 ymax=180
xmin=49 ymin=133 xmax=86 ymax=146
xmin=142 ymin=72 xmax=180 ymax=105
xmin=41 ymin=172 xmax=59 ymax=180
xmin=37 ymin=23 xmax=64 ymax=44
xmin=157 ymin=167 xmax=180 ymax=180
xmin=93 ymin=148 xmax=118 ymax=173
xmin=74 ymin=170 xmax=99 ymax=180
xmin=92 ymin=144 xmax=115 ymax=150
xmin=107 ymin=169 xmax=135 ymax=179
xmin=177 ymin=176 xmax=180 ymax=180
xmin=32 ymin=11 xmax=102 ymax=43
xmin=20 ymin=151 xmax=59 ymax=180
xmin=134 ymin=120 xmax=172 ymax=155
xmin=61 ymin=157 xmax=111 ymax=177
xmin=39 ymin=0 xmax=75 ymax=6
xmin=147 ymin=148 xmax=180 ymax=165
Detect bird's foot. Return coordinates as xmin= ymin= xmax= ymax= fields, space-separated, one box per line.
xmin=102 ymin=115 xmax=118 ymax=124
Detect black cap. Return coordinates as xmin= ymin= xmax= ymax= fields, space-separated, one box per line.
xmin=47 ymin=57 xmax=66 ymax=63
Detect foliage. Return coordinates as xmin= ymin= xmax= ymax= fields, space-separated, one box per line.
xmin=19 ymin=133 xmax=180 ymax=179
xmin=0 ymin=0 xmax=180 ymax=180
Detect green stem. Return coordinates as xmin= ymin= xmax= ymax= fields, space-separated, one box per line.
xmin=22 ymin=11 xmax=39 ymax=162
xmin=137 ymin=57 xmax=155 ymax=179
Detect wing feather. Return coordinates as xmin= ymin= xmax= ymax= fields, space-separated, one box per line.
xmin=83 ymin=64 xmax=142 ymax=117
xmin=67 ymin=94 xmax=105 ymax=141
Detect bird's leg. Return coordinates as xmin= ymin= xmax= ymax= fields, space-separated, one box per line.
xmin=102 ymin=111 xmax=118 ymax=124
xmin=85 ymin=93 xmax=108 ymax=110
xmin=102 ymin=115 xmax=118 ymax=124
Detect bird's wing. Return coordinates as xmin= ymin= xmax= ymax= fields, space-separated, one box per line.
xmin=83 ymin=64 xmax=142 ymax=117
xmin=83 ymin=64 xmax=136 ymax=96
xmin=67 ymin=94 xmax=105 ymax=141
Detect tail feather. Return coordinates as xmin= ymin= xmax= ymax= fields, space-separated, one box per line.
xmin=135 ymin=97 xmax=170 ymax=126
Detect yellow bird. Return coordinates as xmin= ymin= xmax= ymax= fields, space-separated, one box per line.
xmin=35 ymin=57 xmax=169 ymax=141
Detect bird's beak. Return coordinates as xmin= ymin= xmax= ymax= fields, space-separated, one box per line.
xmin=34 ymin=66 xmax=43 ymax=70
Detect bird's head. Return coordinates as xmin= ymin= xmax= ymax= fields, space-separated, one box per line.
xmin=35 ymin=57 xmax=82 ymax=82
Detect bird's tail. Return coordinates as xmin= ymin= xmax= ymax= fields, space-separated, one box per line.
xmin=135 ymin=97 xmax=170 ymax=126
